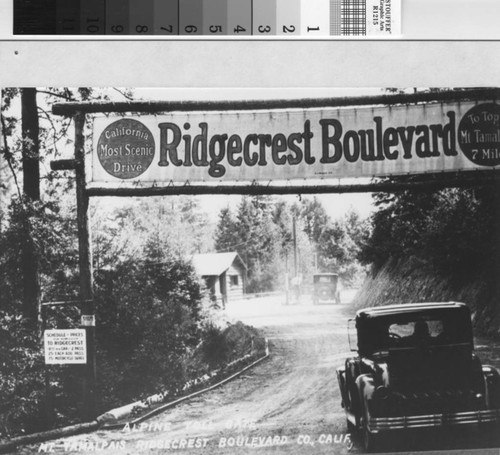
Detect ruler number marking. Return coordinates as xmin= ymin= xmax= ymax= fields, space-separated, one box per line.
xmin=209 ymin=25 xmax=223 ymax=33
xmin=86 ymin=18 xmax=100 ymax=33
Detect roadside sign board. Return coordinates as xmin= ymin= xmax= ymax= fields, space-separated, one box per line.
xmin=44 ymin=329 xmax=87 ymax=364
xmin=91 ymin=101 xmax=500 ymax=186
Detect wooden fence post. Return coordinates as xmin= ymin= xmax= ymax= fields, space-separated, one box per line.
xmin=74 ymin=111 xmax=97 ymax=420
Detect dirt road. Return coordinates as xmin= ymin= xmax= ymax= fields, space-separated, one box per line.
xmin=19 ymin=293 xmax=500 ymax=455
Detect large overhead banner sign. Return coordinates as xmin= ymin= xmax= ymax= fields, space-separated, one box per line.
xmin=91 ymin=101 xmax=500 ymax=185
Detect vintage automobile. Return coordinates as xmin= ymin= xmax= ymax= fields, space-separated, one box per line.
xmin=312 ymin=273 xmax=340 ymax=305
xmin=336 ymin=302 xmax=500 ymax=451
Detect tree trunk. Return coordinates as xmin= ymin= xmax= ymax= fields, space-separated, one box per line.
xmin=22 ymin=88 xmax=40 ymax=200
xmin=21 ymin=88 xmax=41 ymax=324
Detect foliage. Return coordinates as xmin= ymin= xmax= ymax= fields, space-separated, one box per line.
xmin=198 ymin=323 xmax=233 ymax=369
xmin=214 ymin=196 xmax=282 ymax=293
xmin=294 ymin=197 xmax=369 ymax=285
xmin=0 ymin=198 xmax=79 ymax=312
xmin=0 ymin=196 xmax=214 ymax=434
xmin=0 ymin=313 xmax=46 ymax=437
xmin=94 ymin=251 xmax=205 ymax=407
xmin=92 ymin=196 xmax=213 ymax=272
xmin=295 ymin=197 xmax=330 ymax=245
xmin=360 ymin=184 xmax=499 ymax=286
xmin=0 ymin=198 xmax=80 ymax=437
xmin=214 ymin=207 xmax=241 ymax=253
xmin=186 ymin=321 xmax=262 ymax=376
xmin=0 ymin=88 xmax=222 ymax=437
xmin=213 ymin=195 xmax=369 ymax=291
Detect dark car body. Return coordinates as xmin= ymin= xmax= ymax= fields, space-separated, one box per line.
xmin=336 ymin=302 xmax=500 ymax=451
xmin=312 ymin=273 xmax=340 ymax=305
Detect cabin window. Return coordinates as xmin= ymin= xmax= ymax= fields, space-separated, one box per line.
xmin=230 ymin=275 xmax=239 ymax=286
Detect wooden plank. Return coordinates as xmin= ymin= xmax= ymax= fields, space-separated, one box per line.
xmin=52 ymin=88 xmax=500 ymax=116
xmin=85 ymin=172 xmax=500 ymax=197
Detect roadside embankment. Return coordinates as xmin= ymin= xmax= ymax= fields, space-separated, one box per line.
xmin=352 ymin=259 xmax=500 ymax=339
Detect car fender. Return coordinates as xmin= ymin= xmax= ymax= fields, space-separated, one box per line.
xmin=356 ymin=374 xmax=376 ymax=419
xmin=336 ymin=366 xmax=348 ymax=408
xmin=483 ymin=365 xmax=500 ymax=408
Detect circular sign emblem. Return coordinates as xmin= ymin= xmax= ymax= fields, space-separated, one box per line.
xmin=97 ymin=119 xmax=155 ymax=179
xmin=458 ymin=103 xmax=500 ymax=166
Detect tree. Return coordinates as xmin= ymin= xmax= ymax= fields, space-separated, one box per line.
xmin=360 ymin=179 xmax=500 ymax=285
xmin=1 ymin=87 xmax=121 ymax=324
xmin=214 ymin=207 xmax=240 ymax=252
xmin=92 ymin=196 xmax=214 ymax=274
xmin=213 ymin=196 xmax=282 ymax=292
xmin=20 ymin=88 xmax=41 ymax=323
xmin=296 ymin=196 xmax=331 ymax=244
xmin=21 ymin=88 xmax=40 ymax=200
xmin=292 ymin=197 xmax=369 ymax=284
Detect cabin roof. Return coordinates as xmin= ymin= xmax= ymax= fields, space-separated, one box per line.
xmin=192 ymin=252 xmax=247 ymax=277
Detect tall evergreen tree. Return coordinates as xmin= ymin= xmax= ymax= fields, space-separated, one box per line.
xmin=214 ymin=207 xmax=240 ymax=252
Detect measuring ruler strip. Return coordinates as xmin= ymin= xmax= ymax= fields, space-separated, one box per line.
xmin=13 ymin=0 xmax=401 ymax=36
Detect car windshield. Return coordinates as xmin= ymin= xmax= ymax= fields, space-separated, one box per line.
xmin=317 ymin=276 xmax=334 ymax=283
xmin=314 ymin=275 xmax=337 ymax=283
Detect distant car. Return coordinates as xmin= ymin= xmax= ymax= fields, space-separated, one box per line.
xmin=312 ymin=273 xmax=340 ymax=305
xmin=336 ymin=302 xmax=500 ymax=452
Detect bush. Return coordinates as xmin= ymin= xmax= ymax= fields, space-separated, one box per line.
xmin=0 ymin=199 xmax=81 ymax=437
xmin=94 ymin=254 xmax=205 ymax=409
xmin=185 ymin=321 xmax=264 ymax=380
xmin=198 ymin=323 xmax=232 ymax=369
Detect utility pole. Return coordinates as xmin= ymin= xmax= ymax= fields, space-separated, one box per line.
xmin=292 ymin=216 xmax=300 ymax=302
xmin=284 ymin=250 xmax=289 ymax=305
xmin=293 ymin=216 xmax=298 ymax=278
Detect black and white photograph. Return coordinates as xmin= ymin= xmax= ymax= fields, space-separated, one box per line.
xmin=1 ymin=86 xmax=500 ymax=454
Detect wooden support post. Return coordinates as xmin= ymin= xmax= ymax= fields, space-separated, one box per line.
xmin=74 ymin=112 xmax=97 ymax=420
xmin=40 ymin=305 xmax=54 ymax=429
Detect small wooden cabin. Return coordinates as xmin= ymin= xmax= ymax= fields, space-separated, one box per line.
xmin=192 ymin=252 xmax=247 ymax=307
